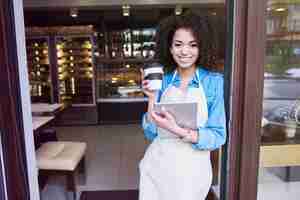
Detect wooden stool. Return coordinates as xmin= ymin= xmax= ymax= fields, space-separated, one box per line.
xmin=36 ymin=141 xmax=87 ymax=200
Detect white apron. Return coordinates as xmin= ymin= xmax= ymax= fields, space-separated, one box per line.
xmin=139 ymin=71 xmax=212 ymax=200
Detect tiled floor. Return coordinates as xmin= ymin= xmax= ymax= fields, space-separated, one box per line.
xmin=257 ymin=167 xmax=300 ymax=200
xmin=40 ymin=124 xmax=300 ymax=200
xmin=40 ymin=124 xmax=149 ymax=200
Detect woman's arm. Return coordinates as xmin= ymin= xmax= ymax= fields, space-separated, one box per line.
xmin=141 ymin=97 xmax=158 ymax=141
xmin=191 ymin=75 xmax=226 ymax=150
xmin=141 ymin=68 xmax=167 ymax=141
xmin=149 ymin=75 xmax=226 ymax=150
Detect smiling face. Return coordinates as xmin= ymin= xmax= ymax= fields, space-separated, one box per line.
xmin=170 ymin=28 xmax=199 ymax=69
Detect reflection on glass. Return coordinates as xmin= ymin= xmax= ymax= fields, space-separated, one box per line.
xmin=259 ymin=1 xmax=300 ymax=200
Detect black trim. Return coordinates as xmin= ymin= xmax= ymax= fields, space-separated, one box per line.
xmin=220 ymin=0 xmax=235 ymax=199
xmin=145 ymin=73 xmax=163 ymax=80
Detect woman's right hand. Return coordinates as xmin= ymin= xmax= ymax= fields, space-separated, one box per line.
xmin=140 ymin=68 xmax=156 ymax=100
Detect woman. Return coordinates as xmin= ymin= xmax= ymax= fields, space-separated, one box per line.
xmin=139 ymin=12 xmax=226 ymax=200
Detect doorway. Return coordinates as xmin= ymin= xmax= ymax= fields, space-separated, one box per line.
xmin=0 ymin=0 xmax=241 ymax=200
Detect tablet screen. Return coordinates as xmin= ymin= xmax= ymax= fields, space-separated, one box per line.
xmin=153 ymin=101 xmax=198 ymax=129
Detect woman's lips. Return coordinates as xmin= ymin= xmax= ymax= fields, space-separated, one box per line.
xmin=178 ymin=57 xmax=193 ymax=62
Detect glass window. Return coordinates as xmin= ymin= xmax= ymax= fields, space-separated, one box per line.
xmin=259 ymin=1 xmax=300 ymax=199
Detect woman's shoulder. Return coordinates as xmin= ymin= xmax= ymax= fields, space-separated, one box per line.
xmin=197 ymin=67 xmax=224 ymax=100
xmin=198 ymin=67 xmax=224 ymax=83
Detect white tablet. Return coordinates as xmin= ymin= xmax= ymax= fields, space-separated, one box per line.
xmin=153 ymin=101 xmax=198 ymax=129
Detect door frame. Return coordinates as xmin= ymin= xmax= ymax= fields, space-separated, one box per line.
xmin=0 ymin=0 xmax=30 ymax=199
xmin=224 ymin=0 xmax=266 ymax=200
xmin=0 ymin=0 xmax=39 ymax=199
xmin=1 ymin=0 xmax=266 ymax=200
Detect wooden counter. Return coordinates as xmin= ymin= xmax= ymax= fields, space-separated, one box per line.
xmin=260 ymin=124 xmax=300 ymax=167
xmin=31 ymin=103 xmax=65 ymax=116
xmin=97 ymin=99 xmax=147 ymax=124
xmin=32 ymin=116 xmax=55 ymax=131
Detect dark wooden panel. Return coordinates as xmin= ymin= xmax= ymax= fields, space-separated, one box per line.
xmin=226 ymin=0 xmax=247 ymax=198
xmin=49 ymin=35 xmax=59 ymax=103
xmin=55 ymin=106 xmax=98 ymax=126
xmin=98 ymin=103 xmax=121 ymax=123
xmin=98 ymin=102 xmax=147 ymax=124
xmin=227 ymin=0 xmax=266 ymax=200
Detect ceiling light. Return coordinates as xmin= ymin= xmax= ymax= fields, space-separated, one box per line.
xmin=275 ymin=7 xmax=286 ymax=12
xmin=175 ymin=5 xmax=182 ymax=16
xmin=70 ymin=8 xmax=78 ymax=18
xmin=122 ymin=4 xmax=130 ymax=17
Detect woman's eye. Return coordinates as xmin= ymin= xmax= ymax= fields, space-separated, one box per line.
xmin=173 ymin=43 xmax=182 ymax=47
xmin=190 ymin=44 xmax=198 ymax=47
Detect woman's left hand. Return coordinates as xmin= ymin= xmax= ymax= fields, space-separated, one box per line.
xmin=150 ymin=107 xmax=182 ymax=136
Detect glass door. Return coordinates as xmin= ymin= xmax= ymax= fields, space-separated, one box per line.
xmin=22 ymin=1 xmax=230 ymax=200
xmin=258 ymin=1 xmax=300 ymax=199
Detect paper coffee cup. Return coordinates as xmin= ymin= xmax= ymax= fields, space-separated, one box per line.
xmin=143 ymin=62 xmax=164 ymax=91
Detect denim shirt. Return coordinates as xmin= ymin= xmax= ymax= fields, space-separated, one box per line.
xmin=141 ymin=67 xmax=226 ymax=151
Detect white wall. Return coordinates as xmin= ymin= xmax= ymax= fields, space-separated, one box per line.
xmin=13 ymin=0 xmax=40 ymax=199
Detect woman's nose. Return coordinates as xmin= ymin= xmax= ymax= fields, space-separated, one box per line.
xmin=180 ymin=45 xmax=190 ymax=54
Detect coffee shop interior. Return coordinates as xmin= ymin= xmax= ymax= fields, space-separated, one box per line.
xmin=24 ymin=1 xmax=300 ymax=200
xmin=25 ymin=2 xmax=225 ymax=199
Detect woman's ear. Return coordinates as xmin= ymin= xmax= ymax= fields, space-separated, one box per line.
xmin=169 ymin=47 xmax=173 ymax=55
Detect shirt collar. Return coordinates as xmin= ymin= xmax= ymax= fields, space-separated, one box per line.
xmin=171 ymin=69 xmax=200 ymax=88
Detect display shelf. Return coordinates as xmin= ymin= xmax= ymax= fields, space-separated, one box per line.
xmin=55 ymin=35 xmax=96 ymax=105
xmin=26 ymin=37 xmax=52 ymax=103
xmin=97 ymin=61 xmax=145 ymax=99
xmin=25 ymin=26 xmax=99 ymax=125
xmin=97 ymin=28 xmax=156 ymax=59
xmin=96 ymin=28 xmax=157 ymax=100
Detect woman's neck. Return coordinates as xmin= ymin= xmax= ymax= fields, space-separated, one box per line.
xmin=177 ymin=65 xmax=196 ymax=83
xmin=177 ymin=65 xmax=196 ymax=90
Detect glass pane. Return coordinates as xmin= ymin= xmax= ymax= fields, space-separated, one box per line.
xmin=259 ymin=1 xmax=300 ymax=199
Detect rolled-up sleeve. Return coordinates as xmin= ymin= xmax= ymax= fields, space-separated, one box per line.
xmin=192 ymin=75 xmax=226 ymax=150
xmin=142 ymin=113 xmax=158 ymax=141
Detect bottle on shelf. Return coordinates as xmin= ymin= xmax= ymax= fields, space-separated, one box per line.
xmin=55 ymin=36 xmax=95 ymax=105
xmin=26 ymin=37 xmax=51 ymax=103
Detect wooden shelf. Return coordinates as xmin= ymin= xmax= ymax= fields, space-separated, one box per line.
xmin=267 ymin=31 xmax=300 ymax=41
xmin=56 ymin=35 xmax=96 ymax=105
xmin=26 ymin=37 xmax=52 ymax=103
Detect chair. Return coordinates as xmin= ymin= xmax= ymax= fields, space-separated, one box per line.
xmin=36 ymin=141 xmax=87 ymax=200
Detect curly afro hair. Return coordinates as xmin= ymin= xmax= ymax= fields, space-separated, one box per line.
xmin=155 ymin=10 xmax=218 ymax=73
